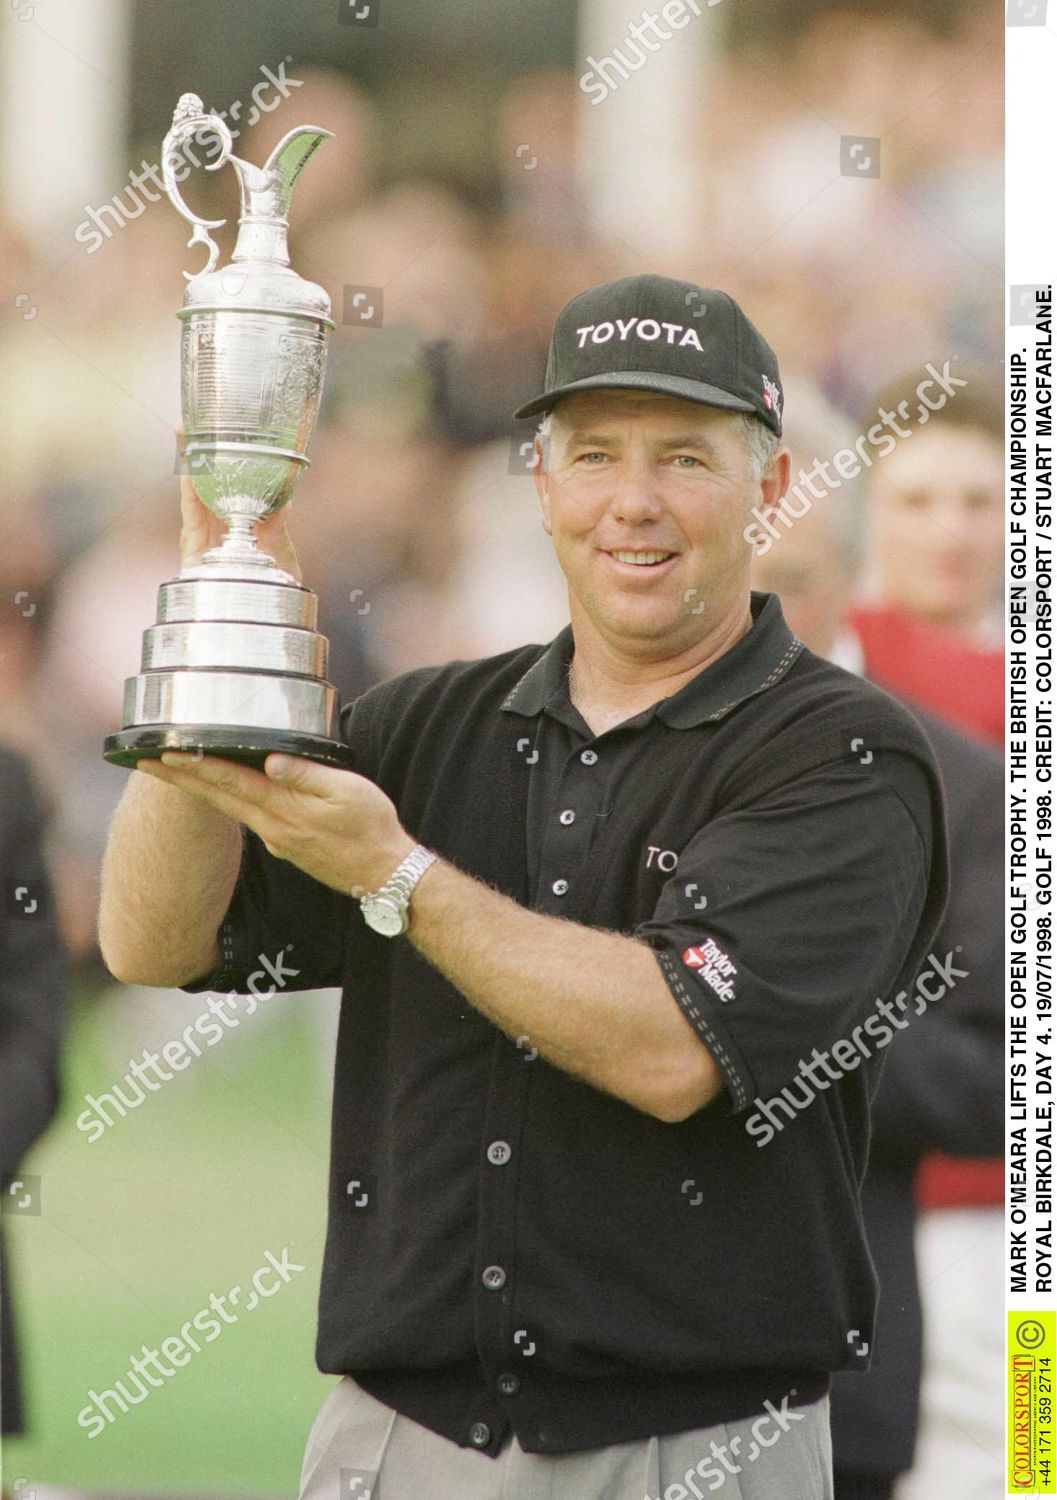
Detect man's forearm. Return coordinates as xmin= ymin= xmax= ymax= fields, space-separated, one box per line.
xmin=114 ymin=752 xmax=719 ymax=1116
xmin=405 ymin=857 xmax=721 ymax=1121
xmin=99 ymin=772 xmax=244 ymax=987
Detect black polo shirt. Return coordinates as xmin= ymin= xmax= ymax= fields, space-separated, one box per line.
xmin=182 ymin=591 xmax=948 ymax=1457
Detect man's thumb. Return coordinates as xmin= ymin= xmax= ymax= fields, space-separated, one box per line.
xmin=264 ymin=753 xmax=342 ymax=794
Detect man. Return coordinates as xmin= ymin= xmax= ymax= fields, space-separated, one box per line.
xmin=751 ymin=416 xmax=1003 ymax=1499
xmin=841 ymin=374 xmax=1005 ymax=1500
xmin=99 ymin=275 xmax=949 ymax=1500
xmin=855 ymin=371 xmax=1003 ymax=644
xmin=848 ymin=371 xmax=1004 ymax=746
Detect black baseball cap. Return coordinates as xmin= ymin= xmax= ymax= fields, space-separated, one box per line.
xmin=513 ymin=273 xmax=784 ymax=437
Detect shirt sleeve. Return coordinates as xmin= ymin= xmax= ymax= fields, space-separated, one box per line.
xmin=178 ymin=827 xmax=351 ymax=995
xmin=179 ymin=689 xmax=382 ymax=996
xmin=631 ymin=751 xmax=932 ymax=1113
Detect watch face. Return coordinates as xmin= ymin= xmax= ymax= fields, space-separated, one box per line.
xmin=364 ymin=895 xmax=406 ymax=937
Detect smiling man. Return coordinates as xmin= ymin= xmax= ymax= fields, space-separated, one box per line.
xmin=99 ymin=274 xmax=949 ymax=1500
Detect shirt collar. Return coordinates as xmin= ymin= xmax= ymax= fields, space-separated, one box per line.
xmin=499 ymin=591 xmax=804 ymax=728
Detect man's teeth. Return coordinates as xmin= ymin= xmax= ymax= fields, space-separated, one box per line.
xmin=610 ymin=550 xmax=673 ymax=565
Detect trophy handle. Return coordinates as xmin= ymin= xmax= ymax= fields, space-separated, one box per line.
xmin=162 ymin=94 xmax=236 ymax=280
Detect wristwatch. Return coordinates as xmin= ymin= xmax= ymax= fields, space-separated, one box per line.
xmin=357 ymin=844 xmax=438 ymax=937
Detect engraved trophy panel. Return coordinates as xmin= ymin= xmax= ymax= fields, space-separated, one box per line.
xmin=103 ymin=93 xmax=353 ymax=771
xmin=180 ymin=315 xmax=330 ymax=537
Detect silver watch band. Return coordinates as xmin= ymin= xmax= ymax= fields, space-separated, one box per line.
xmin=362 ymin=844 xmax=437 ymax=907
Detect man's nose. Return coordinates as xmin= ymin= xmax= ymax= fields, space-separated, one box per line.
xmin=928 ymin=493 xmax=975 ymax=541
xmin=609 ymin=453 xmax=664 ymax=522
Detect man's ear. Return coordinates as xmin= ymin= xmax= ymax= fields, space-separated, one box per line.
xmin=533 ymin=438 xmax=553 ymax=535
xmin=758 ymin=446 xmax=792 ymax=515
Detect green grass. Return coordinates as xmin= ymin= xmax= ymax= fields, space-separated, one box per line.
xmin=3 ymin=982 xmax=340 ymax=1494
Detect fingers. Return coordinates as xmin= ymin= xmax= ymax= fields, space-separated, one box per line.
xmin=176 ymin=423 xmax=215 ymax=517
xmin=178 ymin=440 xmax=212 ymax=531
xmin=160 ymin=751 xmax=272 ymax=801
xmin=254 ymin=517 xmax=303 ymax=585
xmin=134 ymin=760 xmax=251 ymax=829
xmin=179 ymin=467 xmax=202 ymax=513
xmin=174 ymin=432 xmax=300 ymax=582
xmin=179 ymin=453 xmax=219 ymax=512
xmin=136 ymin=753 xmax=276 ymax=826
xmin=178 ymin=438 xmax=221 ymax=569
xmin=264 ymin=753 xmax=350 ymax=799
xmin=135 ymin=752 xmax=352 ymax=858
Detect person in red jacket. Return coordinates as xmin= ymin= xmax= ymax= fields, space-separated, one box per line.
xmin=753 ymin=383 xmax=1005 ymax=1499
xmin=853 ymin=370 xmax=1004 ymax=1500
xmin=849 ymin=370 xmax=1003 ymax=748
xmin=847 ymin=606 xmax=1003 ymax=748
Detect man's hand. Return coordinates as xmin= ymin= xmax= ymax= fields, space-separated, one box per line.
xmin=135 ymin=753 xmax=415 ymax=896
xmin=178 ymin=424 xmax=303 ymax=583
xmin=135 ymin=756 xmax=720 ymax=1121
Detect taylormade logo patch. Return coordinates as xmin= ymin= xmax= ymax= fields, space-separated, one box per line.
xmin=682 ymin=938 xmax=737 ymax=1002
xmin=575 ymin=318 xmax=705 ymax=352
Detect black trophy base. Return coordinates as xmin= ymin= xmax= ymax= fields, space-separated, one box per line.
xmin=103 ymin=724 xmax=355 ymax=772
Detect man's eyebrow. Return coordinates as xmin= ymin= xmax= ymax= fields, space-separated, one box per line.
xmin=655 ymin=433 xmax=721 ymax=453
xmin=562 ymin=429 xmax=721 ymax=453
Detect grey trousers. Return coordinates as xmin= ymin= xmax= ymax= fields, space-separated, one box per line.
xmin=297 ymin=1376 xmax=834 ymax=1500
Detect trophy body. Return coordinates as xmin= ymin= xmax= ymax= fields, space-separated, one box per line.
xmin=104 ymin=95 xmax=353 ymax=770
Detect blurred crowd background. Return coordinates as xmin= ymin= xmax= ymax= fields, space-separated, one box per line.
xmin=0 ymin=0 xmax=1004 ymax=1494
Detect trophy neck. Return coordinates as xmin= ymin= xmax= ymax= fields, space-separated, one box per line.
xmin=232 ymin=217 xmax=291 ymax=266
xmin=181 ymin=516 xmax=299 ymax=586
xmin=226 ymin=127 xmax=333 ymax=270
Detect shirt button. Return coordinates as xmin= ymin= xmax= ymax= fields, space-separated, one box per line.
xmin=497 ymin=1372 xmax=521 ymax=1397
xmin=559 ymin=809 xmax=576 ymax=825
xmin=482 ymin=1264 xmax=507 ymax=1290
xmin=580 ymin=748 xmax=598 ymax=765
xmin=468 ymin=1420 xmax=492 ymax=1447
xmin=487 ymin=1140 xmax=512 ymax=1166
xmin=551 ymin=878 xmax=569 ymax=896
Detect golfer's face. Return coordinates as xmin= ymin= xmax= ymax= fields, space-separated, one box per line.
xmin=537 ymin=391 xmax=759 ymax=646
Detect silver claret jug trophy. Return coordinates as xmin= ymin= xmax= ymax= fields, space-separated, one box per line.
xmin=104 ymin=93 xmax=354 ymax=769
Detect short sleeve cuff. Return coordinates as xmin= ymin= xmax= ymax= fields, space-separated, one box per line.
xmin=177 ymin=915 xmax=244 ymax=995
xmin=652 ymin=945 xmax=758 ymax=1113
